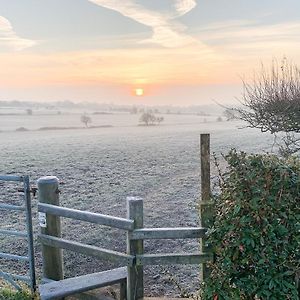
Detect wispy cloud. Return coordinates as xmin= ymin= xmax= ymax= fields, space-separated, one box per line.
xmin=196 ymin=20 xmax=300 ymax=52
xmin=0 ymin=16 xmax=37 ymax=51
xmin=196 ymin=20 xmax=300 ymax=67
xmin=88 ymin=0 xmax=198 ymax=47
xmin=173 ymin=0 xmax=197 ymax=17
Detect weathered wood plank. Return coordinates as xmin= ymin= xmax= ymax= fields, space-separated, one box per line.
xmin=38 ymin=176 xmax=64 ymax=281
xmin=127 ymin=197 xmax=144 ymax=300
xmin=38 ymin=203 xmax=134 ymax=231
xmin=200 ymin=134 xmax=213 ymax=282
xmin=130 ymin=227 xmax=207 ymax=240
xmin=39 ymin=267 xmax=127 ymax=300
xmin=200 ymin=133 xmax=211 ymax=203
xmin=136 ymin=252 xmax=213 ymax=266
xmin=39 ymin=234 xmax=134 ymax=266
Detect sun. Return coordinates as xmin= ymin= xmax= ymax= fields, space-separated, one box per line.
xmin=135 ymin=88 xmax=144 ymax=96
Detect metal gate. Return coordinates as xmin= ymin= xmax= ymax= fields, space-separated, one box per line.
xmin=0 ymin=175 xmax=36 ymax=292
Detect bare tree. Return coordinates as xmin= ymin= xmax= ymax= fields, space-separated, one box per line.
xmin=223 ymin=109 xmax=236 ymax=121
xmin=139 ymin=112 xmax=156 ymax=126
xmin=156 ymin=116 xmax=164 ymax=125
xmin=81 ymin=114 xmax=92 ymax=127
xmin=26 ymin=108 xmax=33 ymax=115
xmin=234 ymin=59 xmax=300 ymax=156
xmin=139 ymin=112 xmax=164 ymax=126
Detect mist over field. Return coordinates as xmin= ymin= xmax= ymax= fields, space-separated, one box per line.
xmin=1 ymin=0 xmax=300 ymax=297
xmin=0 ymin=105 xmax=275 ymax=295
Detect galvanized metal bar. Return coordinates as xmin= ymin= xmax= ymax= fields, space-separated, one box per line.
xmin=38 ymin=203 xmax=134 ymax=230
xmin=0 ymin=270 xmax=22 ymax=291
xmin=1 ymin=271 xmax=31 ymax=283
xmin=130 ymin=227 xmax=207 ymax=240
xmin=23 ymin=175 xmax=37 ymax=292
xmin=39 ymin=234 xmax=134 ymax=266
xmin=0 ymin=203 xmax=25 ymax=211
xmin=0 ymin=252 xmax=29 ymax=262
xmin=0 ymin=229 xmax=27 ymax=238
xmin=136 ymin=252 xmax=213 ymax=266
xmin=0 ymin=175 xmax=23 ymax=182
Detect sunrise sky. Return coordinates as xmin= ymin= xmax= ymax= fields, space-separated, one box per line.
xmin=1 ymin=0 xmax=300 ymax=105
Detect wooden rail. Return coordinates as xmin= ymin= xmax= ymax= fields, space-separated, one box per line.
xmin=37 ymin=133 xmax=213 ymax=300
xmin=39 ymin=234 xmax=134 ymax=266
xmin=136 ymin=253 xmax=213 ymax=266
xmin=39 ymin=267 xmax=127 ymax=300
xmin=130 ymin=227 xmax=207 ymax=240
xmin=38 ymin=203 xmax=134 ymax=230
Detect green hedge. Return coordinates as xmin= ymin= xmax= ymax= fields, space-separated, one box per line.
xmin=201 ymin=150 xmax=300 ymax=300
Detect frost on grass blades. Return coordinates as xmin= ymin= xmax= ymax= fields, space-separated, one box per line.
xmin=0 ymin=112 xmax=275 ymax=296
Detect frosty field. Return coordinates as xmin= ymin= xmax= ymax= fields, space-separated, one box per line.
xmin=0 ymin=113 xmax=275 ymax=296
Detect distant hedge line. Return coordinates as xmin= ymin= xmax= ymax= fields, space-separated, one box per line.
xmin=200 ymin=150 xmax=300 ymax=300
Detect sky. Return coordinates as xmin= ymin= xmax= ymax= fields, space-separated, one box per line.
xmin=1 ymin=0 xmax=300 ymax=106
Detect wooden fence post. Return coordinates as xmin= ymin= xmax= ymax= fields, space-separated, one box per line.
xmin=127 ymin=197 xmax=144 ymax=300
xmin=37 ymin=176 xmax=64 ymax=281
xmin=200 ymin=134 xmax=213 ymax=281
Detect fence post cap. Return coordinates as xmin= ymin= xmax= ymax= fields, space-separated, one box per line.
xmin=37 ymin=176 xmax=59 ymax=185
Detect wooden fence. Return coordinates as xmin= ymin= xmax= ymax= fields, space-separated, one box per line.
xmin=37 ymin=133 xmax=213 ymax=300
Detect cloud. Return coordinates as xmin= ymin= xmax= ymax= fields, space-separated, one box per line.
xmin=0 ymin=16 xmax=37 ymax=51
xmin=88 ymin=0 xmax=198 ymax=47
xmin=193 ymin=19 xmax=300 ymax=78
xmin=173 ymin=0 xmax=197 ymax=17
xmin=198 ymin=20 xmax=300 ymax=48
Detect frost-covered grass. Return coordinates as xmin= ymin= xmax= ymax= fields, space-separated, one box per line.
xmin=0 ymin=114 xmax=275 ymax=296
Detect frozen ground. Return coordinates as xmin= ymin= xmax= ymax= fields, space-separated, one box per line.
xmin=0 ymin=113 xmax=275 ymax=296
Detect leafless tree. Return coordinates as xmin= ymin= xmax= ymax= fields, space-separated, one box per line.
xmin=139 ymin=112 xmax=156 ymax=126
xmin=156 ymin=116 xmax=164 ymax=124
xmin=139 ymin=112 xmax=164 ymax=126
xmin=81 ymin=114 xmax=92 ymax=127
xmin=223 ymin=109 xmax=236 ymax=121
xmin=234 ymin=59 xmax=300 ymax=156
xmin=26 ymin=108 xmax=33 ymax=115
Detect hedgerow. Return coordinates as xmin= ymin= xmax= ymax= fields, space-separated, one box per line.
xmin=200 ymin=150 xmax=300 ymax=300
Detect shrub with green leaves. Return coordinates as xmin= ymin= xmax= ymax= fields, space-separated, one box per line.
xmin=201 ymin=150 xmax=300 ymax=300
